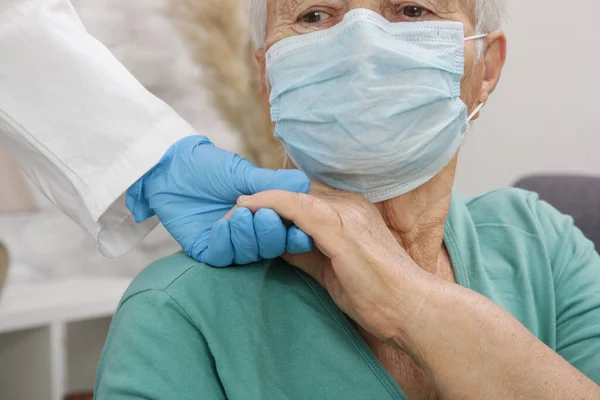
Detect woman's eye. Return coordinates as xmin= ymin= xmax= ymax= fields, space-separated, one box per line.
xmin=300 ymin=11 xmax=329 ymax=24
xmin=402 ymin=6 xmax=426 ymax=18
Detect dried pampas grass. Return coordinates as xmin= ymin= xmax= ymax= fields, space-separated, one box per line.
xmin=0 ymin=242 xmax=8 ymax=295
xmin=168 ymin=0 xmax=283 ymax=169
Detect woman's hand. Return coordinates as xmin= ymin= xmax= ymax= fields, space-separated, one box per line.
xmin=239 ymin=183 xmax=600 ymax=399
xmin=238 ymin=183 xmax=430 ymax=343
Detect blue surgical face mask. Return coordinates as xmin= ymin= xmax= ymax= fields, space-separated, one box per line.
xmin=266 ymin=9 xmax=487 ymax=202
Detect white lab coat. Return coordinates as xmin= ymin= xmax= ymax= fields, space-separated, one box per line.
xmin=0 ymin=0 xmax=197 ymax=257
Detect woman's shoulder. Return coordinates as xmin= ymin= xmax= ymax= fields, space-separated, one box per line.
xmin=118 ymin=253 xmax=310 ymax=331
xmin=123 ymin=252 xmax=295 ymax=303
xmin=98 ymin=253 xmax=293 ymax=398
xmin=463 ymin=188 xmax=573 ymax=239
xmin=123 ymin=252 xmax=201 ymax=295
xmin=461 ymin=188 xmax=597 ymax=274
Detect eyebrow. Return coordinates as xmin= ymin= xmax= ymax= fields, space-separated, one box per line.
xmin=286 ymin=0 xmax=346 ymax=12
xmin=284 ymin=0 xmax=464 ymax=16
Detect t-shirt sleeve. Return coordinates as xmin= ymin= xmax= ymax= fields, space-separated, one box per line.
xmin=94 ymin=290 xmax=226 ymax=399
xmin=534 ymin=198 xmax=600 ymax=384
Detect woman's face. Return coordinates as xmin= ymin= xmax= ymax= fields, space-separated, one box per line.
xmin=257 ymin=0 xmax=506 ymax=118
xmin=256 ymin=0 xmax=506 ymax=199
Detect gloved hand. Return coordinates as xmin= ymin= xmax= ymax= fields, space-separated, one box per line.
xmin=126 ymin=136 xmax=313 ymax=266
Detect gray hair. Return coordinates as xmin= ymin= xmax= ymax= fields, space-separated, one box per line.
xmin=247 ymin=0 xmax=506 ymax=49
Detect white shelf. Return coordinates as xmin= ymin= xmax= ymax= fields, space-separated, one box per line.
xmin=0 ymin=278 xmax=130 ymax=400
xmin=0 ymin=279 xmax=130 ymax=334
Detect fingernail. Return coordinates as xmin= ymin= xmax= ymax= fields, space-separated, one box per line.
xmin=238 ymin=195 xmax=251 ymax=205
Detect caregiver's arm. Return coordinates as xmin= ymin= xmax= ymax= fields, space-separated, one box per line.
xmin=238 ymin=188 xmax=600 ymax=400
xmin=0 ymin=0 xmax=193 ymax=255
xmin=95 ymin=290 xmax=226 ymax=399
xmin=0 ymin=1 xmax=312 ymax=263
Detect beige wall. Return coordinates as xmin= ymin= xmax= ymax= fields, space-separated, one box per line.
xmin=455 ymin=0 xmax=600 ymax=196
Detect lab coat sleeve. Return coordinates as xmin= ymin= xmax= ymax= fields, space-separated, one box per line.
xmin=0 ymin=0 xmax=197 ymax=257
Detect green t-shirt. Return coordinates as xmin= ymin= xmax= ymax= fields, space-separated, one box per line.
xmin=94 ymin=190 xmax=600 ymax=399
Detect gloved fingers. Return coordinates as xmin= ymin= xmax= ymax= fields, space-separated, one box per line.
xmin=185 ymin=229 xmax=210 ymax=262
xmin=231 ymin=157 xmax=311 ymax=195
xmin=230 ymin=208 xmax=260 ymax=265
xmin=254 ymin=209 xmax=287 ymax=259
xmin=222 ymin=206 xmax=238 ymax=221
xmin=286 ymin=225 xmax=314 ymax=255
xmin=199 ymin=219 xmax=235 ymax=267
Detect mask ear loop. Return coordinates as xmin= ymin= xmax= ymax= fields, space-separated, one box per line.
xmin=467 ymin=102 xmax=486 ymax=123
xmin=462 ymin=35 xmax=489 ymax=126
xmin=464 ymin=33 xmax=489 ymax=42
xmin=464 ymin=33 xmax=488 ymax=59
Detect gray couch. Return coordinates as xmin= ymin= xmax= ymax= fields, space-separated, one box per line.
xmin=514 ymin=175 xmax=600 ymax=249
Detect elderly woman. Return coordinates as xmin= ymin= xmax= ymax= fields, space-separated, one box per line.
xmin=95 ymin=0 xmax=600 ymax=399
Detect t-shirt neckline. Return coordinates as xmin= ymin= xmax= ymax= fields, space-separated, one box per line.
xmin=294 ymin=190 xmax=474 ymax=400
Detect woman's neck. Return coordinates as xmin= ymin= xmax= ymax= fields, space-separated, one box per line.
xmin=284 ymin=155 xmax=457 ymax=276
xmin=375 ymin=161 xmax=456 ymax=276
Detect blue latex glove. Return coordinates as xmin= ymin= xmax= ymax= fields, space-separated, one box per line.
xmin=126 ymin=136 xmax=313 ymax=266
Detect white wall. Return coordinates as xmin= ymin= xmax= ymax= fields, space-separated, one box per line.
xmin=455 ymin=0 xmax=600 ymax=196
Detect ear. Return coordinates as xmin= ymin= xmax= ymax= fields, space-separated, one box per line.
xmin=477 ymin=30 xmax=507 ymax=105
xmin=255 ymin=49 xmax=271 ymax=105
